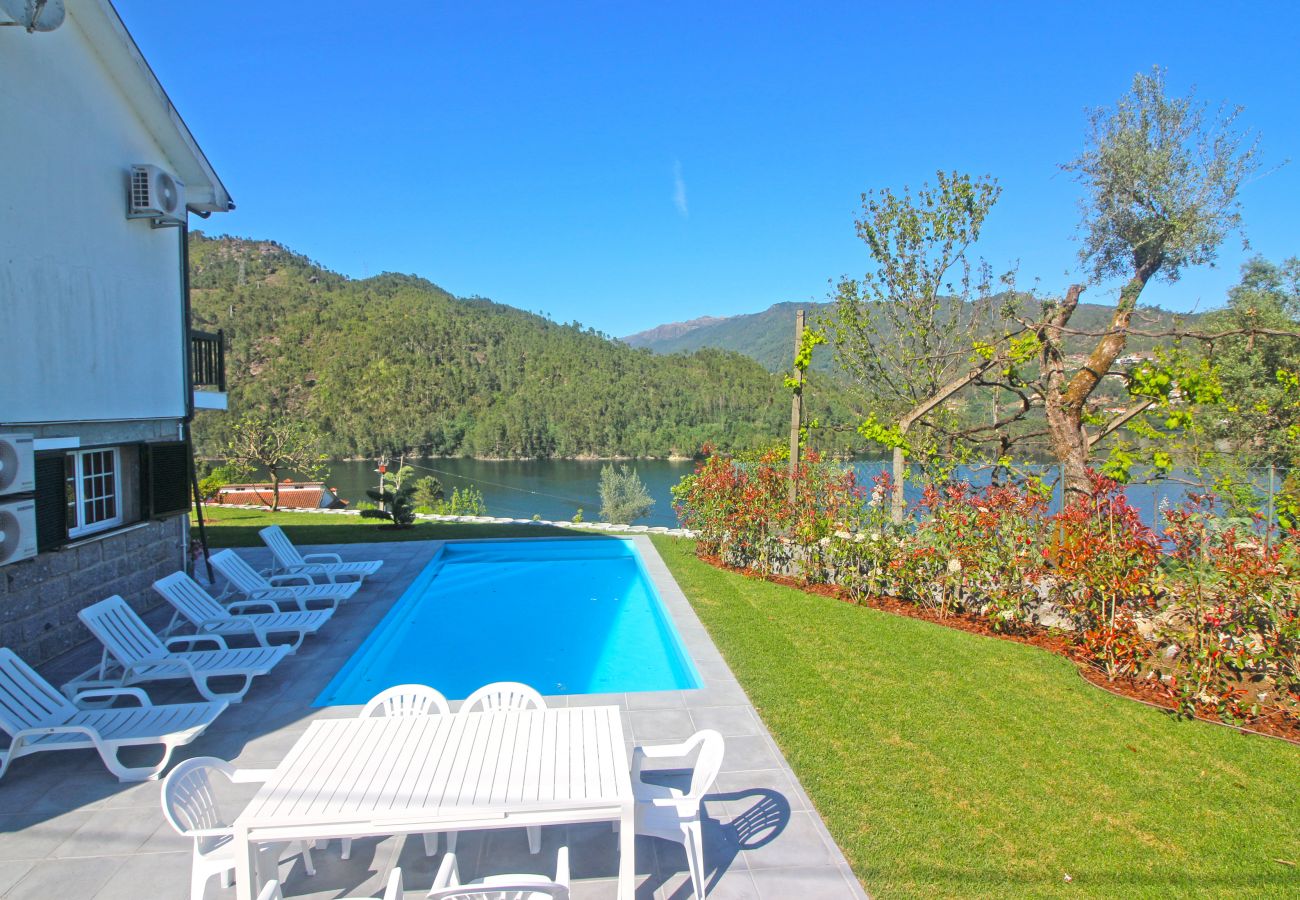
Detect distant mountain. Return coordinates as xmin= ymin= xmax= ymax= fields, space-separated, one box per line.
xmin=623 ymin=315 xmax=729 ymax=347
xmin=624 ymin=298 xmax=1201 ymax=375
xmin=625 ymin=302 xmax=839 ymax=372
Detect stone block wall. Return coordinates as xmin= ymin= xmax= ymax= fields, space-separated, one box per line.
xmin=0 ymin=516 xmax=187 ymax=664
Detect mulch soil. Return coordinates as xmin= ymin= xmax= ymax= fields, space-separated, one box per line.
xmin=697 ymin=553 xmax=1300 ymax=745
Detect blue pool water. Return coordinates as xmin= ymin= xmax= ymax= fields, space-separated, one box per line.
xmin=315 ymin=538 xmax=702 ymax=705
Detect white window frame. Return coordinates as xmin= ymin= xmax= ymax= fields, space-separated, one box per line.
xmin=66 ymin=447 xmax=123 ymax=538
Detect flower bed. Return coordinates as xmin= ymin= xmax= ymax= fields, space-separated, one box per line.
xmin=673 ymin=452 xmax=1300 ymax=732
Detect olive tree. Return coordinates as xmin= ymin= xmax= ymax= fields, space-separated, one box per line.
xmin=599 ymin=464 xmax=655 ymax=524
xmin=1042 ymin=67 xmax=1261 ymax=498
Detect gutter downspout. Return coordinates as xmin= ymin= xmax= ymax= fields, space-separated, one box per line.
xmin=179 ymin=221 xmax=214 ymax=583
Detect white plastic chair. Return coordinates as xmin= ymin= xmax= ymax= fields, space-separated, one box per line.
xmin=426 ymin=848 xmax=570 ymax=900
xmin=210 ymin=549 xmax=360 ymax=611
xmin=457 ymin=682 xmax=546 ymax=855
xmin=162 ymin=756 xmax=317 ymax=900
xmin=460 ymin=681 xmax=546 ymax=715
xmin=363 ymin=682 xmax=452 ymax=719
xmin=631 ymin=730 xmax=726 ymax=899
xmin=155 ymin=571 xmax=335 ymax=652
xmin=0 ymin=648 xmax=226 ymax=782
xmin=72 ymin=595 xmax=290 ymax=703
xmin=335 ymin=684 xmax=452 ymax=860
xmin=260 ymin=525 xmax=384 ymax=584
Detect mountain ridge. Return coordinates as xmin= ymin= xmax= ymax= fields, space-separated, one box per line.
xmin=623 ymin=315 xmax=730 ymax=347
xmin=623 ymin=298 xmax=1201 ymax=373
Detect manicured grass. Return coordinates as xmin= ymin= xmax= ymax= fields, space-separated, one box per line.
xmin=194 ymin=505 xmax=603 ymax=547
xmin=650 ymin=536 xmax=1300 ymax=899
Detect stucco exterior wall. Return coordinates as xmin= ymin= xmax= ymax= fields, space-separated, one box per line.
xmin=0 ymin=17 xmax=188 ymax=426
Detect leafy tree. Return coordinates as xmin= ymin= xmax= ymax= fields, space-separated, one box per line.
xmin=411 ymin=475 xmax=445 ymax=509
xmin=196 ymin=461 xmax=250 ymax=500
xmin=223 ymin=414 xmax=329 ymax=511
xmin=1280 ymin=467 xmax=1300 ymax=530
xmin=1041 ymin=67 xmax=1261 ymax=498
xmin=1201 ymin=257 xmax=1300 ymax=465
xmin=436 ymin=485 xmax=488 ymax=517
xmin=830 ymin=171 xmax=1020 ymax=521
xmin=600 ymin=464 xmax=655 ymax=524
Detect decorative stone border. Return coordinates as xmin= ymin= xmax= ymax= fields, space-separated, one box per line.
xmin=200 ymin=502 xmax=698 ymax=538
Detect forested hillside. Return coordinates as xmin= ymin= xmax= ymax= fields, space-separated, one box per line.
xmin=188 ymin=234 xmax=860 ymax=459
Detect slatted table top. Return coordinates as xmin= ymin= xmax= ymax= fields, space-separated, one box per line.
xmin=239 ymin=706 xmax=632 ymax=830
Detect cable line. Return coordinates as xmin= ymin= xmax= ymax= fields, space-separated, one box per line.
xmin=399 ymin=460 xmax=599 ymax=508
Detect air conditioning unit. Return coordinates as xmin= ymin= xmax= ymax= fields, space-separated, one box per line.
xmin=128 ymin=164 xmax=186 ymax=226
xmin=0 ymin=433 xmax=34 ymax=497
xmin=0 ymin=499 xmax=37 ymax=566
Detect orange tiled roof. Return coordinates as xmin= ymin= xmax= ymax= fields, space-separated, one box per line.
xmin=214 ymin=482 xmax=347 ymax=509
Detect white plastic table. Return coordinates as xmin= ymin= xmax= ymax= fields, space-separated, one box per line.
xmin=232 ymin=706 xmax=635 ymax=899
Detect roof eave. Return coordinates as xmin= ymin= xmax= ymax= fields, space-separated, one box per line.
xmin=77 ymin=1 xmax=233 ymax=213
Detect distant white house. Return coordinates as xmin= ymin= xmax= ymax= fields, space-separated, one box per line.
xmin=0 ymin=0 xmax=233 ymax=663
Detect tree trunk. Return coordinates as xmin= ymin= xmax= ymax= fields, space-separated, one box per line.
xmin=1045 ymin=405 xmax=1092 ymax=499
xmin=269 ymin=466 xmax=281 ymax=512
xmin=1041 ymin=267 xmax=1156 ymax=500
xmin=1040 ymin=285 xmax=1090 ymax=498
xmin=891 ymin=445 xmax=906 ymax=524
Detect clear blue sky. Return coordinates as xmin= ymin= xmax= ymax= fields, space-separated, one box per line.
xmin=117 ymin=0 xmax=1299 ymax=336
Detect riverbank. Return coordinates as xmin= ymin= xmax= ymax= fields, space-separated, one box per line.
xmin=196 ymin=502 xmax=696 ymax=544
xmin=231 ymin=456 xmax=700 ymax=528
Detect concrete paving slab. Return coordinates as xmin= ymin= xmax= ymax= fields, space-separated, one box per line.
xmin=0 ymin=536 xmax=868 ymax=899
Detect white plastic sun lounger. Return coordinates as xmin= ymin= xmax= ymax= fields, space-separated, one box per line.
xmin=155 ymin=571 xmax=334 ymax=653
xmin=72 ymin=596 xmax=290 ymax=704
xmin=0 ymin=648 xmax=227 ymax=781
xmin=259 ymin=525 xmax=383 ymax=585
xmin=210 ymin=549 xmax=360 ymax=612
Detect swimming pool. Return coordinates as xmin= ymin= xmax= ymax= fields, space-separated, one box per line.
xmin=315 ymin=538 xmax=702 ymax=705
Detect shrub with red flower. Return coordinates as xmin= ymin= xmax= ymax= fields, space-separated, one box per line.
xmin=672 ymin=448 xmax=863 ymax=578
xmin=673 ymin=458 xmax=1300 ymax=725
xmin=1163 ymin=493 xmax=1300 ymax=721
xmin=1047 ymin=471 xmax=1161 ymax=678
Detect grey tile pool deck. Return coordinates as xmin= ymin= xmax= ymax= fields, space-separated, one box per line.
xmin=2 ymin=536 xmax=869 ymax=899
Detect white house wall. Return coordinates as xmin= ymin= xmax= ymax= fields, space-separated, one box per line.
xmin=0 ymin=17 xmax=188 ymax=426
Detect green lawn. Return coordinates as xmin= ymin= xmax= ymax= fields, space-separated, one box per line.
xmin=194 ymin=505 xmax=604 ymax=546
xmin=649 ymin=536 xmax=1300 ymax=899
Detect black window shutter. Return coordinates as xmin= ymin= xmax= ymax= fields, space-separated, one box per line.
xmin=33 ymin=453 xmax=67 ymax=551
xmin=147 ymin=442 xmax=192 ymax=517
xmin=138 ymin=443 xmax=151 ymax=516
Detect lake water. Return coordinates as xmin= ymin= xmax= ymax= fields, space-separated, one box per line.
xmin=318 ymin=457 xmax=1224 ymax=530
xmin=325 ymin=457 xmax=695 ymax=527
